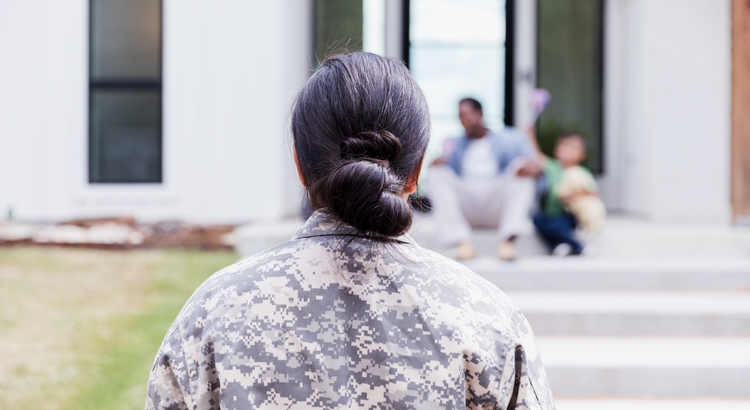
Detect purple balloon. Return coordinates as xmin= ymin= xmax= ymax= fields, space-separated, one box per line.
xmin=531 ymin=88 xmax=551 ymax=115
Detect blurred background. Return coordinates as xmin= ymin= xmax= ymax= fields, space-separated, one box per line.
xmin=0 ymin=0 xmax=749 ymax=409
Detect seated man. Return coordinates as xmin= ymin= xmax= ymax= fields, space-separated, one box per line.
xmin=428 ymin=98 xmax=541 ymax=260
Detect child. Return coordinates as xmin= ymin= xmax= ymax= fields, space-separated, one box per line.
xmin=529 ymin=131 xmax=605 ymax=256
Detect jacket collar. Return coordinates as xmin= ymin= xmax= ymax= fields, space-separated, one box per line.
xmin=292 ymin=211 xmax=417 ymax=246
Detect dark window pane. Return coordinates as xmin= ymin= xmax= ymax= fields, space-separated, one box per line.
xmin=537 ymin=0 xmax=604 ymax=172
xmin=89 ymin=89 xmax=162 ymax=183
xmin=91 ymin=0 xmax=161 ymax=79
xmin=89 ymin=0 xmax=162 ymax=184
xmin=315 ymin=0 xmax=364 ymax=61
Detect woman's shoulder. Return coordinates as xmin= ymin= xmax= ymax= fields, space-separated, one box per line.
xmin=404 ymin=244 xmax=492 ymax=284
xmin=395 ymin=244 xmax=527 ymax=334
xmin=404 ymin=245 xmax=519 ymax=308
xmin=167 ymin=239 xmax=311 ymax=328
xmin=399 ymin=245 xmax=538 ymax=363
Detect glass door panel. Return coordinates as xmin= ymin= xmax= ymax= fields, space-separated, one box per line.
xmin=409 ymin=0 xmax=507 ymax=164
xmin=537 ymin=0 xmax=604 ymax=172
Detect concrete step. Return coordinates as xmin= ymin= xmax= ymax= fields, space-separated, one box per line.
xmin=409 ymin=213 xmax=750 ymax=259
xmin=506 ymin=291 xmax=750 ymax=336
xmin=408 ymin=216 xmax=550 ymax=256
xmin=232 ymin=219 xmax=750 ymax=292
xmin=467 ymin=257 xmax=750 ymax=290
xmin=537 ymin=336 xmax=750 ymax=398
xmin=232 ymin=221 xmax=750 ymax=285
xmin=555 ymin=399 xmax=750 ymax=410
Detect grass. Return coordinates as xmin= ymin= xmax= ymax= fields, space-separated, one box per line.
xmin=0 ymin=247 xmax=238 ymax=410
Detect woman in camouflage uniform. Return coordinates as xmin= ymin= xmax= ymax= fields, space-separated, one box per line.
xmin=147 ymin=52 xmax=555 ymax=410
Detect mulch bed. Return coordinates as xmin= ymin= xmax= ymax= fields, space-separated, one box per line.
xmin=0 ymin=216 xmax=236 ymax=251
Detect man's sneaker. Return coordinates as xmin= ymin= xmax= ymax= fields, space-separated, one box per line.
xmin=498 ymin=240 xmax=518 ymax=261
xmin=552 ymin=243 xmax=573 ymax=257
xmin=455 ymin=242 xmax=477 ymax=260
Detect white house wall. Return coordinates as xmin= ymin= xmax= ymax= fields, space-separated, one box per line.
xmin=0 ymin=0 xmax=734 ymax=224
xmin=164 ymin=0 xmax=310 ymax=223
xmin=604 ymin=0 xmax=732 ymax=223
xmin=0 ymin=0 xmax=88 ymax=222
xmin=0 ymin=0 xmax=310 ymax=224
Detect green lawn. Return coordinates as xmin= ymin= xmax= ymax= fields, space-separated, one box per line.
xmin=0 ymin=247 xmax=238 ymax=410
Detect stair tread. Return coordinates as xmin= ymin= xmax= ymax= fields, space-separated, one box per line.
xmin=466 ymin=256 xmax=750 ymax=274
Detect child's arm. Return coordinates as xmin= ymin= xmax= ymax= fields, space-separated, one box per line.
xmin=524 ymin=126 xmax=548 ymax=164
xmin=511 ymin=126 xmax=545 ymax=177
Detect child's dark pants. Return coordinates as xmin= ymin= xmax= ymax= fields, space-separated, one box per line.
xmin=532 ymin=211 xmax=583 ymax=254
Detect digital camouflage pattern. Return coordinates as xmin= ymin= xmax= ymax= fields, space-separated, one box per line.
xmin=146 ymin=212 xmax=555 ymax=410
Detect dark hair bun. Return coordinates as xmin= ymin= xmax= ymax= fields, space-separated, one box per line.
xmin=340 ymin=130 xmax=402 ymax=163
xmin=322 ymin=158 xmax=412 ymax=237
xmin=310 ymin=130 xmax=411 ymax=237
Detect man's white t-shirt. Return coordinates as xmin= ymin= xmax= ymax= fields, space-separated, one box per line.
xmin=461 ymin=136 xmax=498 ymax=180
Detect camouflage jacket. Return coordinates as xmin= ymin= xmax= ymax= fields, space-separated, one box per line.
xmin=146 ymin=212 xmax=555 ymax=410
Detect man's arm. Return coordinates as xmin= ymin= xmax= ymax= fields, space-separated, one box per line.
xmin=515 ymin=159 xmax=543 ymax=177
xmin=430 ymin=138 xmax=458 ymax=167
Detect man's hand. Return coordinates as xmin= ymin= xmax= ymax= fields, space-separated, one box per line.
xmin=431 ymin=157 xmax=445 ymax=167
xmin=515 ymin=159 xmax=543 ymax=177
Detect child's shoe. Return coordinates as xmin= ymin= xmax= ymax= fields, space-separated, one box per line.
xmin=581 ymin=243 xmax=598 ymax=258
xmin=552 ymin=243 xmax=573 ymax=257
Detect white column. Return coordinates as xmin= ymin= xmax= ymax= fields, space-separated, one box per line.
xmin=384 ymin=0 xmax=405 ymax=61
xmin=598 ymin=0 xmax=631 ymax=212
xmin=513 ymin=0 xmax=537 ymax=128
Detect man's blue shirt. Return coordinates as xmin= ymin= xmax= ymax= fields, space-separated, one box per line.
xmin=445 ymin=127 xmax=535 ymax=177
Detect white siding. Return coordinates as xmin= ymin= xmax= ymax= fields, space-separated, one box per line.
xmin=603 ymin=0 xmax=732 ymax=223
xmin=0 ymin=0 xmax=88 ymax=222
xmin=0 ymin=0 xmax=311 ymax=223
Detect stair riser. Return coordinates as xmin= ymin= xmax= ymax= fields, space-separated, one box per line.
xmin=547 ymin=367 xmax=750 ymax=398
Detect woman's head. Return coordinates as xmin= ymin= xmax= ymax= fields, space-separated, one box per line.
xmin=292 ymin=52 xmax=430 ymax=239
